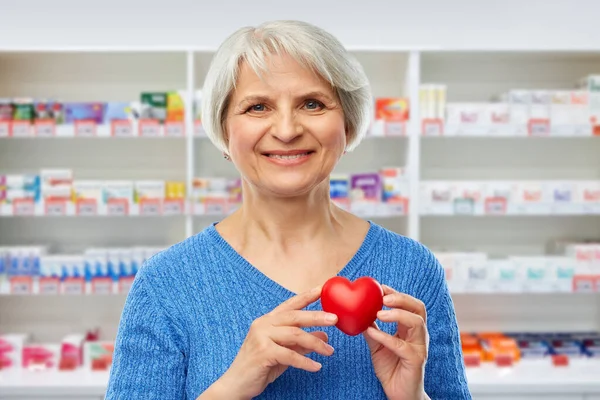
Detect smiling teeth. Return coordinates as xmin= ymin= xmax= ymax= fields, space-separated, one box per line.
xmin=268 ymin=153 xmax=309 ymax=160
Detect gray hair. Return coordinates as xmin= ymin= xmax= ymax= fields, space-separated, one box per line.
xmin=201 ymin=20 xmax=372 ymax=154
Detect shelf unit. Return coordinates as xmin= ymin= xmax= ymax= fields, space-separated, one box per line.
xmin=1 ymin=48 xmax=600 ymax=398
xmin=3 ymin=361 xmax=600 ymax=400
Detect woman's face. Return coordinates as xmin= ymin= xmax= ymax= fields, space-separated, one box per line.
xmin=225 ymin=53 xmax=347 ymax=198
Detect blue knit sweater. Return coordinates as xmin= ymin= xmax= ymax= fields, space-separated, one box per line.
xmin=106 ymin=222 xmax=471 ymax=399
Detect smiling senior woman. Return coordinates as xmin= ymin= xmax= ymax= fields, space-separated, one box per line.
xmin=106 ymin=20 xmax=471 ymax=400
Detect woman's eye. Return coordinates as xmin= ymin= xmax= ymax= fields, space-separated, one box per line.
xmin=305 ymin=100 xmax=324 ymax=110
xmin=247 ymin=104 xmax=266 ymax=113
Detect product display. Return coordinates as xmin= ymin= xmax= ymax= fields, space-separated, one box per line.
xmin=0 ymin=333 xmax=113 ymax=372
xmin=461 ymin=331 xmax=600 ymax=366
xmin=420 ymin=180 xmax=600 ymax=215
xmin=0 ymin=246 xmax=163 ymax=295
xmin=369 ymin=97 xmax=410 ymax=136
xmin=0 ymin=170 xmax=186 ymax=216
xmin=0 ymin=90 xmax=201 ymax=138
xmin=435 ymin=242 xmax=600 ymax=293
xmin=421 ymin=75 xmax=600 ymax=136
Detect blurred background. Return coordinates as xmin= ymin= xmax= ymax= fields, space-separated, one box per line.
xmin=1 ymin=1 xmax=600 ymax=399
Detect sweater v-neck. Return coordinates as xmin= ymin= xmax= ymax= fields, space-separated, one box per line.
xmin=203 ymin=220 xmax=382 ymax=308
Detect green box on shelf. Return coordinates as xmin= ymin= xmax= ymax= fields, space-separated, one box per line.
xmin=140 ymin=92 xmax=168 ymax=123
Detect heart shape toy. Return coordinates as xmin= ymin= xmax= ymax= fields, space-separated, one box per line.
xmin=321 ymin=276 xmax=384 ymax=336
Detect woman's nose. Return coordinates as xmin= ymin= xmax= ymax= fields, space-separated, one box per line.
xmin=271 ymin=112 xmax=303 ymax=143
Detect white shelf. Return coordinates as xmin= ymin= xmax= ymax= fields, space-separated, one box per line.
xmin=2 ymin=362 xmax=600 ymax=398
xmin=467 ymin=359 xmax=600 ymax=395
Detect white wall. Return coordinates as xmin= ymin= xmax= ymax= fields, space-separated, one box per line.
xmin=1 ymin=0 xmax=600 ymax=50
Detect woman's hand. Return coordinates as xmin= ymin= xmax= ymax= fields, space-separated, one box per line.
xmin=363 ymin=285 xmax=430 ymax=400
xmin=206 ymin=286 xmax=338 ymax=400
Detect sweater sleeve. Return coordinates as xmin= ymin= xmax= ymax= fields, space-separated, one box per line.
xmin=105 ymin=271 xmax=187 ymax=400
xmin=422 ymin=260 xmax=472 ymax=399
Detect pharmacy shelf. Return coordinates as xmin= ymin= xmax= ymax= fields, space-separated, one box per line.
xmin=0 ymin=122 xmax=192 ymax=139
xmin=0 ymin=202 xmax=408 ymax=218
xmin=467 ymin=359 xmax=600 ymax=395
xmin=421 ymin=209 xmax=600 ymax=216
xmin=2 ymin=362 xmax=600 ymax=399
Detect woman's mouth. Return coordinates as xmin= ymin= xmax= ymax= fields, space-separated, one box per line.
xmin=266 ymin=152 xmax=311 ymax=160
xmin=262 ymin=150 xmax=314 ymax=165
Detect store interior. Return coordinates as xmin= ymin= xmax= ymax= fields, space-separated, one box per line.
xmin=1 ymin=1 xmax=600 ymax=399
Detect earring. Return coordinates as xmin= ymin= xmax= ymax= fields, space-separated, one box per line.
xmin=223 ymin=153 xmax=230 ymax=161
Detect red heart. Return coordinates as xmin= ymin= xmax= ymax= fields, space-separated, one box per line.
xmin=321 ymin=276 xmax=383 ymax=336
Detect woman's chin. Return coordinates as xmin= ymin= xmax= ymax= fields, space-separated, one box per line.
xmin=262 ymin=181 xmax=322 ymax=199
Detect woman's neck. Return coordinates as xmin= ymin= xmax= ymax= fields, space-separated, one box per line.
xmin=231 ymin=179 xmax=344 ymax=250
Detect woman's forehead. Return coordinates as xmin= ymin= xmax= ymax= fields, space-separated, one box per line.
xmin=234 ymin=53 xmax=333 ymax=95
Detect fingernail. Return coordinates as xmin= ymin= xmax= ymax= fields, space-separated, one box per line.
xmin=325 ymin=313 xmax=338 ymax=322
xmin=326 ymin=344 xmax=335 ymax=352
xmin=314 ymin=361 xmax=322 ymax=369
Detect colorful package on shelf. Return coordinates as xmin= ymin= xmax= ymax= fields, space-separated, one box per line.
xmin=12 ymin=98 xmax=35 ymax=122
xmin=510 ymin=256 xmax=552 ymax=293
xmin=419 ymin=181 xmax=455 ymax=214
xmin=40 ymin=169 xmax=73 ymax=200
xmin=420 ymin=84 xmax=446 ymax=123
xmin=84 ymin=341 xmax=114 ymax=371
xmin=72 ymin=180 xmax=103 ymax=204
xmin=5 ymin=247 xmax=46 ymax=277
xmin=0 ymin=334 xmax=29 ymax=370
xmin=577 ymin=75 xmax=600 ymax=132
xmin=83 ymin=249 xmax=109 ymax=282
xmin=0 ymin=99 xmax=14 ymax=120
xmin=477 ymin=332 xmax=521 ymax=363
xmin=460 ymin=333 xmax=483 ymax=365
xmin=380 ymin=167 xmax=408 ymax=202
xmin=372 ymin=98 xmax=409 ymax=136
xmin=507 ymin=333 xmax=552 ymax=359
xmin=583 ymin=336 xmax=600 ymax=358
xmin=103 ymin=181 xmax=134 ymax=204
xmin=330 ymin=174 xmax=350 ymax=201
xmin=107 ymin=249 xmax=126 ymax=282
xmin=59 ymin=334 xmax=85 ymax=370
xmin=166 ymin=91 xmax=185 ymax=122
xmin=104 ymin=102 xmax=134 ymax=122
xmin=40 ymin=255 xmax=62 ymax=280
xmin=2 ymin=174 xmax=40 ymax=190
xmin=350 ymin=173 xmax=381 ymax=202
xmin=550 ymin=91 xmax=591 ymax=135
xmin=64 ymin=103 xmax=106 ymax=124
xmin=59 ymin=256 xmax=85 ymax=282
xmin=165 ymin=181 xmax=186 ymax=200
xmin=34 ymin=100 xmax=65 ymax=124
xmin=134 ymin=180 xmax=166 ymax=203
xmin=445 ymin=103 xmax=487 ymax=136
xmin=140 ymin=92 xmax=167 ymax=123
xmin=546 ymin=334 xmax=586 ymax=358
xmin=576 ymin=181 xmax=600 ymax=212
xmin=22 ymin=344 xmax=60 ymax=371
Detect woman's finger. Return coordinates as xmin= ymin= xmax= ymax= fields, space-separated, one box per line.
xmin=290 ymin=331 xmax=329 ymax=355
xmin=272 ymin=310 xmax=338 ymax=328
xmin=274 ymin=345 xmax=323 ymax=372
xmin=381 ymin=287 xmax=427 ymax=321
xmin=376 ymin=309 xmax=428 ymax=344
xmin=364 ymin=327 xmax=420 ymax=361
xmin=270 ymin=327 xmax=334 ymax=357
xmin=273 ymin=286 xmax=322 ymax=312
